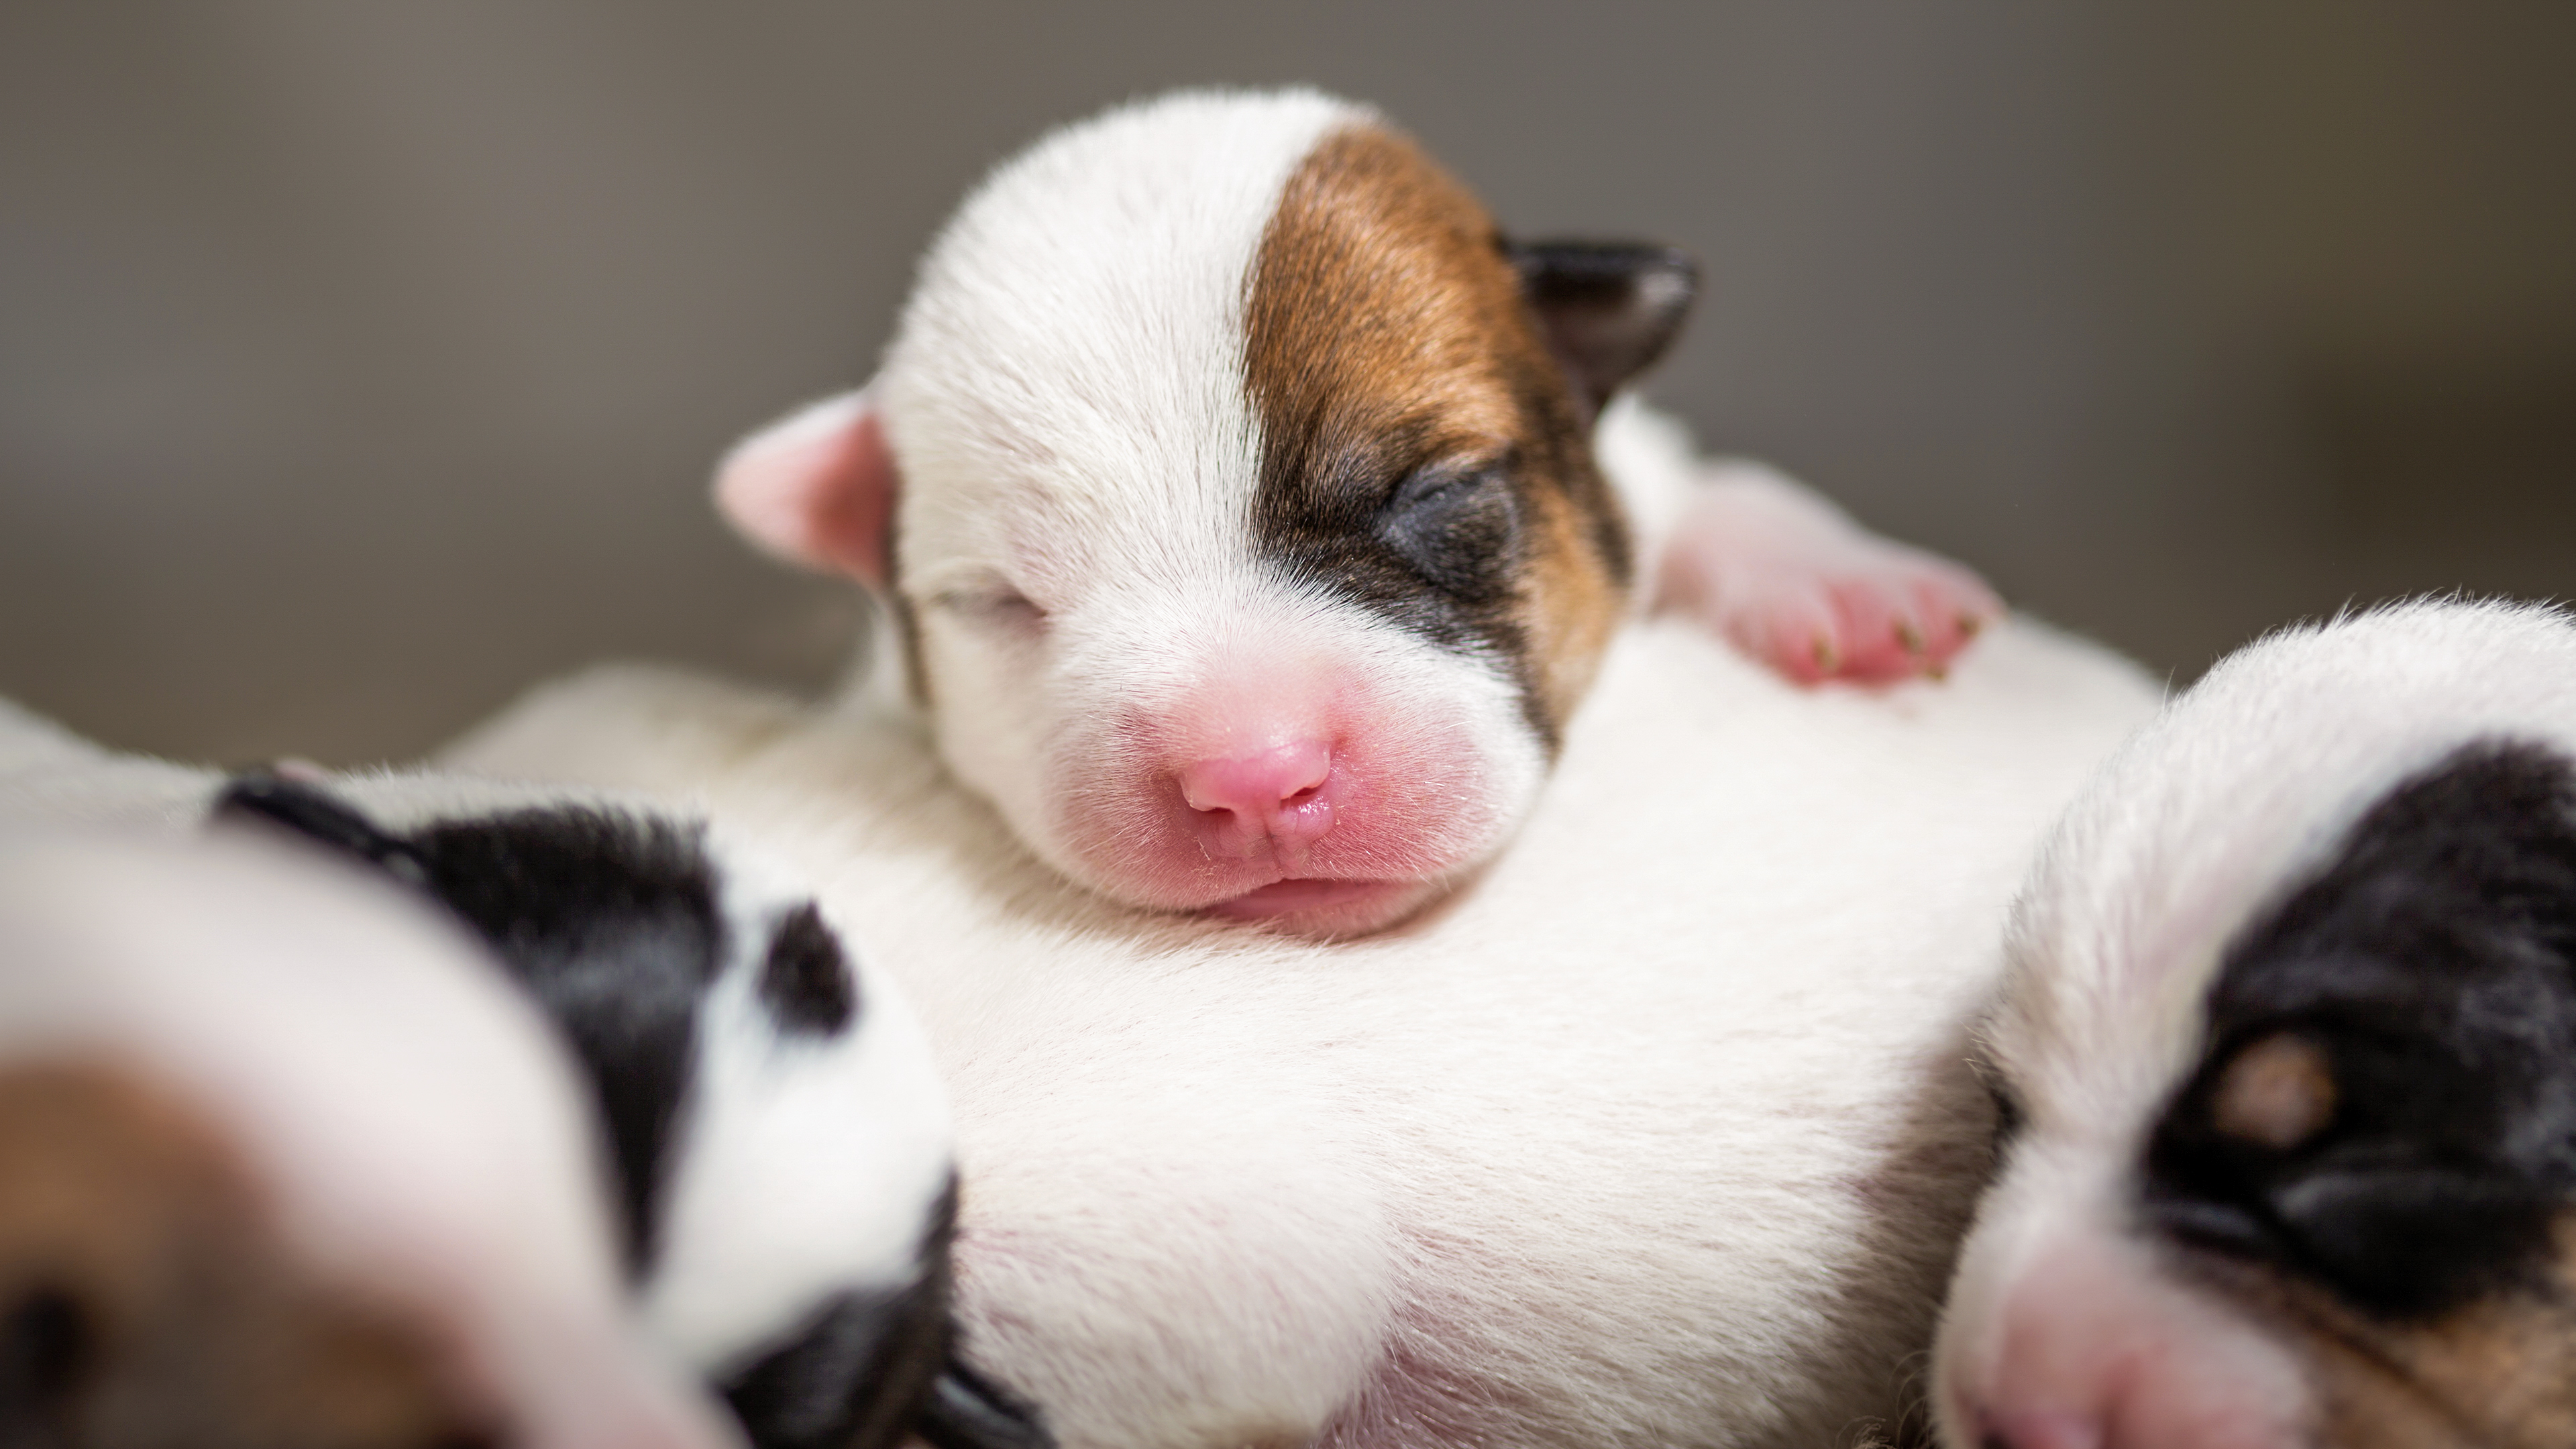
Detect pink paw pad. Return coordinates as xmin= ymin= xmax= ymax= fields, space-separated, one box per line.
xmin=1656 ymin=472 xmax=2004 ymax=686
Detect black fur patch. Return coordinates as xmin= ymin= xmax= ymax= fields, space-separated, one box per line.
xmin=213 ymin=775 xmax=726 ymax=1276
xmin=761 ymin=902 xmax=859 ymax=1036
xmin=1507 ymin=241 xmax=1698 ymax=422
xmin=408 ymin=807 xmax=725 ymax=1276
xmin=2142 ymin=739 xmax=2576 ymax=1318
xmin=722 ymin=1179 xmax=963 ymax=1449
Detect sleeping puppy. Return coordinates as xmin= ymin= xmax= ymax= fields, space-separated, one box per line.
xmin=1936 ymin=598 xmax=2576 ymax=1449
xmin=0 ymin=704 xmax=1038 ymax=1449
xmin=715 ymin=87 xmax=2000 ymax=938
xmin=208 ymin=771 xmax=1005 ymax=1449
xmin=0 ymin=829 xmax=734 ymax=1449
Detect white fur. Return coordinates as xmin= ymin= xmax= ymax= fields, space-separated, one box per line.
xmin=0 ymin=828 xmax=735 ymax=1449
xmin=1933 ymin=599 xmax=2576 ymax=1448
xmin=447 ymin=613 xmax=2161 ymax=1449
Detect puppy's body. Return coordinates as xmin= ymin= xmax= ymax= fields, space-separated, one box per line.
xmin=0 ymin=712 xmax=977 ymax=1449
xmin=719 ymin=89 xmax=1999 ymax=938
xmin=0 ymin=829 xmax=733 ymax=1449
xmin=450 ymin=615 xmax=2157 ymax=1449
xmin=1937 ymin=600 xmax=2576 ymax=1449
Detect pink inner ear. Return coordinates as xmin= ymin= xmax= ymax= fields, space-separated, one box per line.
xmin=712 ymin=389 xmax=900 ymax=591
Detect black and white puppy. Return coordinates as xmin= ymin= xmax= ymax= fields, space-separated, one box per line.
xmin=210 ymin=771 xmax=1003 ymax=1449
xmin=716 ymin=87 xmax=2000 ymax=939
xmin=0 ymin=704 xmax=1037 ymax=1449
xmin=1937 ymin=599 xmax=2576 ymax=1449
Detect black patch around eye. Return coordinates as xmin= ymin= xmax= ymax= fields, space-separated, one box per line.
xmin=762 ymin=902 xmax=859 ymax=1036
xmin=2142 ymin=739 xmax=2576 ymax=1318
xmin=1377 ymin=462 xmax=1520 ymax=602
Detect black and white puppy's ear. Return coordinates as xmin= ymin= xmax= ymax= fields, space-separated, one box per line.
xmin=1507 ymin=241 xmax=1698 ymax=422
xmin=212 ymin=771 xmax=431 ymax=888
xmin=917 ymin=1357 xmax=1054 ymax=1449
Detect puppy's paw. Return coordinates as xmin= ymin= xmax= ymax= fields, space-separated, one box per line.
xmin=1654 ymin=464 xmax=2003 ymax=685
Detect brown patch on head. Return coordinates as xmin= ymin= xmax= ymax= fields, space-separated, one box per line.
xmin=0 ymin=1058 xmax=497 ymax=1449
xmin=1243 ymin=123 xmax=1632 ymax=749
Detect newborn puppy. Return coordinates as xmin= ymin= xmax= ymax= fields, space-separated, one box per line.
xmin=716 ymin=87 xmax=1999 ymax=938
xmin=210 ymin=771 xmax=999 ymax=1449
xmin=0 ymin=704 xmax=1034 ymax=1449
xmin=0 ymin=830 xmax=734 ymax=1449
xmin=1937 ymin=599 xmax=2576 ymax=1449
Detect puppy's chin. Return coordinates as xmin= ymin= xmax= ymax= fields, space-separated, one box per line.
xmin=1197 ymin=876 xmax=1451 ymax=940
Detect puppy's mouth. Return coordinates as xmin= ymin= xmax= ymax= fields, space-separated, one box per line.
xmin=1199 ymin=877 xmax=1439 ymax=938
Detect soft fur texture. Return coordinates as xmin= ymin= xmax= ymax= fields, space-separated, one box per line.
xmin=1937 ymin=600 xmax=2576 ymax=1449
xmin=0 ymin=708 xmax=971 ymax=1449
xmin=446 ymin=614 xmax=2158 ymax=1449
xmin=714 ymin=88 xmax=1999 ymax=939
xmin=0 ymin=828 xmax=734 ymax=1449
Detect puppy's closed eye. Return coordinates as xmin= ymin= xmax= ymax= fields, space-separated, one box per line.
xmin=1377 ymin=460 xmax=1518 ymax=601
xmin=934 ymin=581 xmax=1049 ymax=637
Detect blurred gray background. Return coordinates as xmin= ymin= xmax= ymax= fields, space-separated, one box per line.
xmin=4 ymin=2 xmax=2571 ymax=765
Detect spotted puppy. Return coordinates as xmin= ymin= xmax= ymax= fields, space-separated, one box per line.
xmin=0 ymin=830 xmax=734 ymax=1449
xmin=716 ymin=87 xmax=2000 ymax=938
xmin=1937 ymin=599 xmax=2576 ymax=1449
xmin=210 ymin=770 xmax=1017 ymax=1449
xmin=0 ymin=706 xmax=1036 ymax=1449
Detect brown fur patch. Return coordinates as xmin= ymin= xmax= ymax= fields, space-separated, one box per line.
xmin=2200 ymin=1212 xmax=2576 ymax=1448
xmin=0 ymin=1057 xmax=495 ymax=1449
xmin=1242 ymin=123 xmax=1630 ymax=749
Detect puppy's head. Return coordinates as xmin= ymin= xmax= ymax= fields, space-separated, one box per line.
xmin=0 ymin=834 xmax=733 ymax=1449
xmin=717 ymin=89 xmax=1694 ymax=938
xmin=211 ymin=771 xmax=1040 ymax=1449
xmin=1937 ymin=600 xmax=2576 ymax=1449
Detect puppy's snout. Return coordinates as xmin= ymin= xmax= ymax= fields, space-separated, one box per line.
xmin=1175 ymin=741 xmax=1336 ymax=858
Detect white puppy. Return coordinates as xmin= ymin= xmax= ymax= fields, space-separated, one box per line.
xmin=1936 ymin=599 xmax=2576 ymax=1449
xmin=714 ymin=88 xmax=2000 ymax=938
xmin=0 ymin=708 xmax=1018 ymax=1449
xmin=449 ymin=610 xmax=2159 ymax=1449
xmin=0 ymin=828 xmax=734 ymax=1449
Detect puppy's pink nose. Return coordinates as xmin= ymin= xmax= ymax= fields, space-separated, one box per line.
xmin=1177 ymin=741 xmax=1335 ymax=859
xmin=1978 ymin=1411 xmax=2104 ymax=1449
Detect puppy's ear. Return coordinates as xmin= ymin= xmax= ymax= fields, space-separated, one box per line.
xmin=714 ymin=386 xmax=901 ymax=592
xmin=211 ymin=773 xmax=430 ymax=890
xmin=1507 ymin=241 xmax=1697 ymax=421
xmin=918 ymin=1357 xmax=1053 ymax=1449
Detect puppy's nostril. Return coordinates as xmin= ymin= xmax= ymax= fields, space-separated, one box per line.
xmin=2 ymin=1285 xmax=91 ymax=1403
xmin=1176 ymin=743 xmax=1333 ymax=818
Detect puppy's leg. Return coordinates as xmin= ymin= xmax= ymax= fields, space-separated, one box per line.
xmin=1654 ymin=460 xmax=2002 ymax=684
